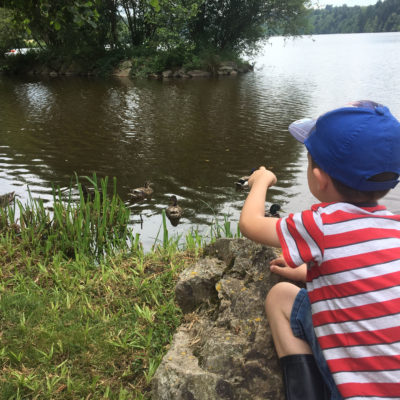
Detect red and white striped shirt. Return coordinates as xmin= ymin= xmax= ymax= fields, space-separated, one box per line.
xmin=276 ymin=202 xmax=400 ymax=400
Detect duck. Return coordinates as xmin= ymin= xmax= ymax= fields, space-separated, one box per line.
xmin=265 ymin=203 xmax=281 ymax=218
xmin=129 ymin=181 xmax=153 ymax=202
xmin=0 ymin=191 xmax=16 ymax=207
xmin=235 ymin=175 xmax=250 ymax=191
xmin=81 ymin=184 xmax=103 ymax=202
xmin=166 ymin=195 xmax=183 ymax=226
xmin=235 ymin=169 xmax=256 ymax=191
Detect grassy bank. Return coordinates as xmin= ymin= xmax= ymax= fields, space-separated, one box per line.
xmin=0 ymin=177 xmax=239 ymax=399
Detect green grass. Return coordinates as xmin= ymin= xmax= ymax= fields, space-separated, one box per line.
xmin=0 ymin=244 xmax=194 ymax=398
xmin=0 ymin=176 xmax=240 ymax=399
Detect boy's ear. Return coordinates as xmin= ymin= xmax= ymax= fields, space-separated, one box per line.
xmin=312 ymin=166 xmax=330 ymax=191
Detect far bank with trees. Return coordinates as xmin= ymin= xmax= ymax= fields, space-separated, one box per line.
xmin=308 ymin=0 xmax=400 ymax=34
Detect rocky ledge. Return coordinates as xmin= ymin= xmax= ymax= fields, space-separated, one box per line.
xmin=1 ymin=58 xmax=252 ymax=79
xmin=152 ymin=238 xmax=301 ymax=400
xmin=113 ymin=61 xmax=254 ymax=79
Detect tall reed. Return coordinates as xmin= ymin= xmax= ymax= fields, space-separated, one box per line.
xmin=0 ymin=177 xmax=241 ymax=261
xmin=0 ymin=175 xmax=133 ymax=260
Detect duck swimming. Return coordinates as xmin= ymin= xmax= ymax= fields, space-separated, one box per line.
xmin=265 ymin=203 xmax=281 ymax=218
xmin=166 ymin=195 xmax=182 ymax=226
xmin=129 ymin=182 xmax=153 ymax=202
xmin=235 ymin=169 xmax=256 ymax=191
xmin=0 ymin=191 xmax=16 ymax=207
xmin=81 ymin=184 xmax=104 ymax=202
xmin=235 ymin=175 xmax=250 ymax=190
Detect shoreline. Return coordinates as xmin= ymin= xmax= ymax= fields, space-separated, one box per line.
xmin=0 ymin=52 xmax=254 ymax=80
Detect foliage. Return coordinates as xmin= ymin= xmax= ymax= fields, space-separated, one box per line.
xmin=1 ymin=0 xmax=311 ymax=74
xmin=130 ymin=48 xmax=186 ymax=76
xmin=0 ymin=175 xmax=132 ymax=260
xmin=309 ymin=0 xmax=400 ymax=34
xmin=3 ymin=0 xmax=103 ymax=55
xmin=189 ymin=0 xmax=312 ymax=54
xmin=0 ymin=49 xmax=38 ymax=73
xmin=147 ymin=0 xmax=200 ymax=51
xmin=93 ymin=47 xmax=127 ymax=75
xmin=119 ymin=0 xmax=200 ymax=51
xmin=0 ymin=7 xmax=25 ymax=57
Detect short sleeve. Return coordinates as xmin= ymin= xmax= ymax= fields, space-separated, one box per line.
xmin=276 ymin=210 xmax=324 ymax=268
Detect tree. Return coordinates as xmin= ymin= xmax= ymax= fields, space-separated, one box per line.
xmin=3 ymin=0 xmax=102 ymax=53
xmin=308 ymin=0 xmax=400 ymax=34
xmin=189 ymin=0 xmax=311 ymax=54
xmin=146 ymin=0 xmax=201 ymax=51
xmin=384 ymin=12 xmax=400 ymax=31
xmin=0 ymin=7 xmax=25 ymax=55
xmin=2 ymin=0 xmax=312 ymax=73
xmin=118 ymin=0 xmax=153 ymax=47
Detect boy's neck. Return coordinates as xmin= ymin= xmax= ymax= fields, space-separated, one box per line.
xmin=315 ymin=183 xmax=345 ymax=204
xmin=317 ymin=172 xmax=380 ymax=205
xmin=319 ymin=199 xmax=379 ymax=207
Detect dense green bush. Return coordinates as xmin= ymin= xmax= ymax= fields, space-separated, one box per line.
xmin=0 ymin=7 xmax=25 ymax=57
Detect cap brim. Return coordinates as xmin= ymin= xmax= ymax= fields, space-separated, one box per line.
xmin=288 ymin=118 xmax=317 ymax=143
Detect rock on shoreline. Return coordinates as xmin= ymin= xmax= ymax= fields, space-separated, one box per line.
xmin=152 ymin=238 xmax=301 ymax=400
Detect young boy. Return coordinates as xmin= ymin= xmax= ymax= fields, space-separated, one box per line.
xmin=239 ymin=101 xmax=400 ymax=400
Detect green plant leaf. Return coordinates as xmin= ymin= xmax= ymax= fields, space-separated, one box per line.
xmin=150 ymin=0 xmax=161 ymax=12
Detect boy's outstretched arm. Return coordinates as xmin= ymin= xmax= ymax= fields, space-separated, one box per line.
xmin=239 ymin=167 xmax=281 ymax=248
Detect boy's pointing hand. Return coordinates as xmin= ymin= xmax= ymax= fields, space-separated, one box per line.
xmin=248 ymin=166 xmax=277 ymax=188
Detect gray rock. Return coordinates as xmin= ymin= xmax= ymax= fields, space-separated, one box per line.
xmin=60 ymin=61 xmax=83 ymax=76
xmin=219 ymin=61 xmax=237 ymax=68
xmin=187 ymin=70 xmax=211 ymax=78
xmin=148 ymin=73 xmax=161 ymax=80
xmin=39 ymin=65 xmax=51 ymax=75
xmin=176 ymin=69 xmax=190 ymax=78
xmin=217 ymin=65 xmax=235 ymax=75
xmin=175 ymin=258 xmax=227 ymax=313
xmin=113 ymin=60 xmax=131 ymax=77
xmin=162 ymin=70 xmax=173 ymax=78
xmin=151 ymin=327 xmax=222 ymax=400
xmin=152 ymin=238 xmax=298 ymax=400
xmin=237 ymin=63 xmax=254 ymax=73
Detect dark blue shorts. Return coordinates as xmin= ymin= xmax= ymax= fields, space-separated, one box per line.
xmin=290 ymin=288 xmax=343 ymax=400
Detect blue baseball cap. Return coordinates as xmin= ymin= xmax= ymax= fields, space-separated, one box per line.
xmin=289 ymin=100 xmax=400 ymax=191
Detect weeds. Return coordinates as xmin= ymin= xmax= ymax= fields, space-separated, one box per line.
xmin=0 ymin=175 xmax=132 ymax=261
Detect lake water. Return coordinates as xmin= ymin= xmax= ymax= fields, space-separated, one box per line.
xmin=1 ymin=32 xmax=400 ymax=250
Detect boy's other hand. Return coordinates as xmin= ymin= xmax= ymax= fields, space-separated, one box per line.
xmin=248 ymin=167 xmax=277 ymax=188
xmin=270 ymin=257 xmax=307 ymax=282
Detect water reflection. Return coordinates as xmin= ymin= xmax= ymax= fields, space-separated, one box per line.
xmin=1 ymin=32 xmax=400 ymax=249
xmin=15 ymin=82 xmax=53 ymax=119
